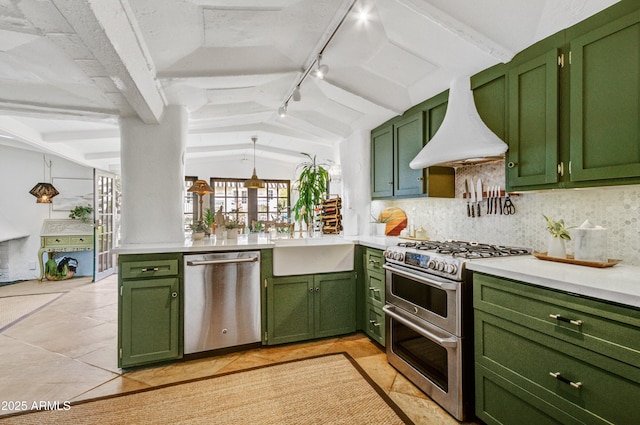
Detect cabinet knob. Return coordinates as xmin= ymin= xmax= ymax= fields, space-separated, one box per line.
xmin=557 ymin=162 xmax=564 ymax=176
xmin=507 ymin=161 xmax=516 ymax=169
xmin=417 ymin=177 xmax=423 ymax=181
xmin=171 ymin=292 xmax=178 ymax=298
xmin=309 ymin=288 xmax=314 ymax=293
xmin=315 ymin=287 xmax=320 ymax=292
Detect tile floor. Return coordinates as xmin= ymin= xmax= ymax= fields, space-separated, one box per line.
xmin=0 ymin=276 xmax=476 ymax=424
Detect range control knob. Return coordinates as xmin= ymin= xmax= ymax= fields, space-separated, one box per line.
xmin=393 ymin=252 xmax=404 ymax=261
xmin=445 ymin=263 xmax=458 ymax=275
xmin=383 ymin=250 xmax=391 ymax=259
xmin=436 ymin=261 xmax=445 ymax=271
xmin=428 ymin=260 xmax=437 ymax=269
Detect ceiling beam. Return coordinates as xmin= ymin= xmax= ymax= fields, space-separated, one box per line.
xmin=45 ymin=0 xmax=166 ymax=123
xmin=395 ymin=0 xmax=515 ymax=63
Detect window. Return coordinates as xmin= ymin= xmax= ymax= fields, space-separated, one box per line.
xmin=210 ymin=178 xmax=290 ymax=229
xmin=184 ymin=176 xmax=197 ymax=231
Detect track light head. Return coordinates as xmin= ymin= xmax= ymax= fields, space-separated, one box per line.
xmin=292 ymin=86 xmax=301 ymax=101
xmin=278 ymin=103 xmax=287 ymax=117
xmin=314 ymin=54 xmax=329 ymax=79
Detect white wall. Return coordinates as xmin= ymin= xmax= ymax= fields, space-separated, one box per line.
xmin=0 ymin=145 xmax=94 ymax=282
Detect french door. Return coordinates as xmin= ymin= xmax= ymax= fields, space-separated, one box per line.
xmin=93 ymin=170 xmax=118 ymax=281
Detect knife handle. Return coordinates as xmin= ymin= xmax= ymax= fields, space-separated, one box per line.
xmin=477 ymin=203 xmax=481 ymax=217
xmin=467 ymin=203 xmax=471 ymax=217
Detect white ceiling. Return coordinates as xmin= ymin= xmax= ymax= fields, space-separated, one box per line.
xmin=0 ymin=0 xmax=619 ymax=172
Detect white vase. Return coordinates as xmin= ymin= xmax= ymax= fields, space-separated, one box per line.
xmin=547 ymin=237 xmax=566 ymax=258
xmin=227 ymin=228 xmax=239 ymax=239
xmin=192 ymin=232 xmax=204 ymax=241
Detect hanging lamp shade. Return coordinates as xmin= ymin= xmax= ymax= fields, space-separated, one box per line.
xmin=244 ymin=137 xmax=265 ymax=189
xmin=187 ymin=179 xmax=213 ymax=195
xmin=29 ymin=182 xmax=59 ymax=203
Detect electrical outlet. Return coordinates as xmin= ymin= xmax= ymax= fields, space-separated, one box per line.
xmin=28 ymin=261 xmax=36 ymax=270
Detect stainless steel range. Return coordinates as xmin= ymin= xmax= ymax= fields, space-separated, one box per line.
xmin=382 ymin=240 xmax=530 ymax=421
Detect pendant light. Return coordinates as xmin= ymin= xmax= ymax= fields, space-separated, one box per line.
xmin=29 ymin=155 xmax=59 ymax=203
xmin=244 ymin=137 xmax=265 ymax=189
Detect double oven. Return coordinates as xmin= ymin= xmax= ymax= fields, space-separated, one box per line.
xmin=383 ymin=241 xmax=530 ymax=421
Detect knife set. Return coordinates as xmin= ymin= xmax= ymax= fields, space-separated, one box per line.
xmin=464 ymin=179 xmax=515 ymax=217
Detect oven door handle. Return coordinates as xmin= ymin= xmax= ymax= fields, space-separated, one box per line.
xmin=383 ymin=264 xmax=458 ymax=291
xmin=383 ymin=305 xmax=458 ymax=347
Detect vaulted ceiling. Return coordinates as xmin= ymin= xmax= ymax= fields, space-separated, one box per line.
xmin=0 ymin=0 xmax=618 ymax=171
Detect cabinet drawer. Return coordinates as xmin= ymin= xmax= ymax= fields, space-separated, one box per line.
xmin=476 ymin=311 xmax=640 ymax=425
xmin=365 ymin=270 xmax=385 ymax=308
xmin=69 ymin=236 xmax=93 ymax=245
xmin=365 ymin=304 xmax=385 ymax=346
xmin=474 ymin=272 xmax=640 ymax=367
xmin=365 ymin=249 xmax=384 ymax=273
xmin=121 ymin=259 xmax=179 ymax=279
xmin=43 ymin=236 xmax=69 ymax=246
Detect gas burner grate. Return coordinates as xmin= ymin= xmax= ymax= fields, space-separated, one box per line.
xmin=406 ymin=240 xmax=530 ymax=258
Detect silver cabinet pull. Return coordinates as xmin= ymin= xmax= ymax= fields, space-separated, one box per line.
xmin=549 ymin=314 xmax=583 ymax=326
xmin=368 ymin=287 xmax=380 ymax=293
xmin=187 ymin=257 xmax=258 ymax=266
xmin=369 ymin=320 xmax=380 ymax=327
xmin=549 ymin=372 xmax=582 ymax=389
xmin=141 ymin=267 xmax=159 ymax=272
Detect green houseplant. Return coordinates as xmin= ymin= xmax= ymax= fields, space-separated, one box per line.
xmin=292 ymin=153 xmax=331 ymax=234
xmin=69 ymin=205 xmax=93 ymax=222
xmin=543 ymin=215 xmax=572 ymax=258
xmin=190 ymin=220 xmax=208 ymax=240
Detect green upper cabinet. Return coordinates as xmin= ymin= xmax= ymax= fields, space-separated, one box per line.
xmin=371 ymin=124 xmax=394 ymax=198
xmin=569 ymin=11 xmax=640 ymax=182
xmin=394 ymin=112 xmax=425 ymax=197
xmin=507 ymin=49 xmax=560 ymax=189
xmin=371 ymin=92 xmax=454 ymax=199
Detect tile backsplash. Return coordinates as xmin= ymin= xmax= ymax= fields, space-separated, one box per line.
xmin=373 ymin=167 xmax=640 ymax=266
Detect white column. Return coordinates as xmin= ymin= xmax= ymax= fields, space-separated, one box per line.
xmin=120 ymin=106 xmax=187 ymax=244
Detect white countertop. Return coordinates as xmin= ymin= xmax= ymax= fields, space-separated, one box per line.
xmin=466 ymin=256 xmax=640 ymax=309
xmin=114 ymin=234 xmax=275 ymax=254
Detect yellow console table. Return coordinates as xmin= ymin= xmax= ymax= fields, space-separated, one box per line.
xmin=38 ymin=219 xmax=94 ymax=281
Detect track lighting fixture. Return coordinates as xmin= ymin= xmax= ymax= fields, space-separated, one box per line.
xmin=292 ymin=86 xmax=301 ymax=101
xmin=314 ymin=54 xmax=329 ymax=80
xmin=278 ymin=103 xmax=287 ymax=118
xmin=276 ymin=0 xmax=357 ymax=116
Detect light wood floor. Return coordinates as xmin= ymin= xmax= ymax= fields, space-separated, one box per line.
xmin=0 ymin=275 xmax=473 ymax=424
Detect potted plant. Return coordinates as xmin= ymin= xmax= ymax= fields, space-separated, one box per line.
xmin=543 ymin=215 xmax=572 ymax=258
xmin=292 ymin=153 xmax=331 ymax=236
xmin=190 ymin=220 xmax=208 ymax=240
xmin=225 ymin=217 xmax=242 ymax=239
xmin=69 ymin=205 xmax=93 ymax=222
xmin=371 ymin=213 xmax=391 ymax=236
xmin=203 ymin=208 xmax=215 ymax=235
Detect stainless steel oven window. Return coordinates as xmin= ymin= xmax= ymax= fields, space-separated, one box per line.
xmin=391 ymin=318 xmax=449 ymax=391
xmin=390 ymin=272 xmax=448 ymax=317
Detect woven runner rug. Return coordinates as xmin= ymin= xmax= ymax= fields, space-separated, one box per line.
xmin=0 ymin=293 xmax=65 ymax=332
xmin=0 ymin=353 xmax=413 ymax=425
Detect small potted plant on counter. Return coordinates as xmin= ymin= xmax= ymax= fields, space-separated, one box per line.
xmin=543 ymin=215 xmax=572 ymax=258
xmin=190 ymin=220 xmax=209 ymax=240
xmin=225 ymin=217 xmax=243 ymax=239
xmin=203 ymin=208 xmax=215 ymax=235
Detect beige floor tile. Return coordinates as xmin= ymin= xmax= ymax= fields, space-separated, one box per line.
xmin=72 ymin=376 xmax=151 ymax=402
xmin=355 ymin=352 xmax=399 ymax=393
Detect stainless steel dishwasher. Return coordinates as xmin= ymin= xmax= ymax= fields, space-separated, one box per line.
xmin=184 ymin=251 xmax=261 ymax=354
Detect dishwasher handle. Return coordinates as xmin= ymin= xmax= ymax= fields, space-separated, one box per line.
xmin=187 ymin=256 xmax=259 ymax=266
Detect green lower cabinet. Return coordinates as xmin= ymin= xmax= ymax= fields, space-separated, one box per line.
xmin=473 ymin=272 xmax=640 ymax=425
xmin=266 ymin=271 xmax=356 ymax=345
xmin=118 ymin=254 xmax=182 ymax=368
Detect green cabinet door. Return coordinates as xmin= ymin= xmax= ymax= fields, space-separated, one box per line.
xmin=570 ymin=11 xmax=640 ymax=182
xmin=314 ymin=272 xmax=356 ymax=338
xmin=371 ymin=124 xmax=394 ymax=198
xmin=120 ymin=277 xmax=181 ymax=368
xmin=507 ymin=49 xmax=560 ymax=190
xmin=394 ymin=112 xmax=425 ymax=197
xmin=266 ymin=275 xmax=314 ymax=345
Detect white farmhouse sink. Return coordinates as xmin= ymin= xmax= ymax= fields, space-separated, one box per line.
xmin=272 ymin=238 xmax=355 ymax=276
